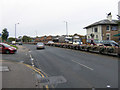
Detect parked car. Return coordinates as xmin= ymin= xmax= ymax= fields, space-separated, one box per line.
xmin=18 ymin=42 xmax=23 ymax=45
xmin=47 ymin=41 xmax=54 ymax=44
xmin=36 ymin=42 xmax=45 ymax=49
xmin=0 ymin=43 xmax=17 ymax=54
xmin=87 ymin=39 xmax=119 ymax=47
xmin=100 ymin=40 xmax=119 ymax=47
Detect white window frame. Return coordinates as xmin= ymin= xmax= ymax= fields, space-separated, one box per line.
xmin=96 ymin=35 xmax=98 ymax=39
xmin=94 ymin=27 xmax=98 ymax=33
xmin=106 ymin=33 xmax=111 ymax=40
xmin=106 ymin=25 xmax=110 ymax=31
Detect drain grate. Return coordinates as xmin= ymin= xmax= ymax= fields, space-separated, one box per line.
xmin=38 ymin=76 xmax=67 ymax=85
xmin=0 ymin=66 xmax=9 ymax=72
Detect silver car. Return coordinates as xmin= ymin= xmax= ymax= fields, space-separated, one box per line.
xmin=36 ymin=42 xmax=45 ymax=49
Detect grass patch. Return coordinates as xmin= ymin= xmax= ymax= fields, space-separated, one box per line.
xmin=10 ymin=45 xmax=18 ymax=49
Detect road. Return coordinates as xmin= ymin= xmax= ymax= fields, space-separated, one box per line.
xmin=2 ymin=44 xmax=119 ymax=88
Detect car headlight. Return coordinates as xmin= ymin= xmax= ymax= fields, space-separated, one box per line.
xmin=9 ymin=48 xmax=13 ymax=50
xmin=9 ymin=48 xmax=15 ymax=50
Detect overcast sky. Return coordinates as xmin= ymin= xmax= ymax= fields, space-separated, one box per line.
xmin=0 ymin=0 xmax=120 ymax=37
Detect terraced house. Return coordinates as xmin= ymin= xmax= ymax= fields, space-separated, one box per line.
xmin=84 ymin=14 xmax=119 ymax=42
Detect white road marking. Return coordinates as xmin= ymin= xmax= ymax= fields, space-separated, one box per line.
xmin=71 ymin=60 xmax=94 ymax=71
xmin=30 ymin=54 xmax=32 ymax=58
xmin=29 ymin=54 xmax=35 ymax=67
xmin=31 ymin=58 xmax=34 ymax=61
xmin=106 ymin=85 xmax=111 ymax=88
xmin=32 ymin=62 xmax=34 ymax=65
xmin=29 ymin=51 xmax=31 ymax=53
xmin=32 ymin=64 xmax=34 ymax=67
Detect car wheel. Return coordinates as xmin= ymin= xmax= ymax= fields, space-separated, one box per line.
xmin=6 ymin=50 xmax=10 ymax=54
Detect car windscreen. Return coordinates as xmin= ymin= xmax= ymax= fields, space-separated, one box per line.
xmin=2 ymin=43 xmax=11 ymax=47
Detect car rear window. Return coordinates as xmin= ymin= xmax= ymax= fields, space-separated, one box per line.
xmin=37 ymin=43 xmax=44 ymax=45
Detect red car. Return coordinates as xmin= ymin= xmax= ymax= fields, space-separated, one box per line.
xmin=0 ymin=43 xmax=17 ymax=54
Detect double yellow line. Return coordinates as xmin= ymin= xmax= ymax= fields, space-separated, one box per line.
xmin=24 ymin=64 xmax=49 ymax=89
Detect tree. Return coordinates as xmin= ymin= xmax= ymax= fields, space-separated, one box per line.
xmin=8 ymin=37 xmax=15 ymax=42
xmin=90 ymin=33 xmax=94 ymax=39
xmin=2 ymin=28 xmax=9 ymax=41
xmin=22 ymin=35 xmax=32 ymax=42
xmin=17 ymin=36 xmax=22 ymax=42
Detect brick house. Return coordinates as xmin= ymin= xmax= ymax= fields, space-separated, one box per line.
xmin=35 ymin=35 xmax=53 ymax=43
xmin=84 ymin=15 xmax=119 ymax=42
xmin=46 ymin=35 xmax=53 ymax=42
xmin=72 ymin=34 xmax=86 ymax=44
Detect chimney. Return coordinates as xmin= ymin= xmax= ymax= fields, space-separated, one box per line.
xmin=107 ymin=12 xmax=112 ymax=21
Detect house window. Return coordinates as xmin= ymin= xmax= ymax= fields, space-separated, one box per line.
xmin=96 ymin=35 xmax=98 ymax=39
xmin=106 ymin=26 xmax=110 ymax=31
xmin=92 ymin=28 xmax=93 ymax=32
xmin=94 ymin=28 xmax=98 ymax=32
xmin=106 ymin=33 xmax=110 ymax=40
xmin=111 ymin=26 xmax=117 ymax=30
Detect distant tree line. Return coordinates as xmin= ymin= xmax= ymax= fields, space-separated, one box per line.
xmin=1 ymin=28 xmax=33 ymax=42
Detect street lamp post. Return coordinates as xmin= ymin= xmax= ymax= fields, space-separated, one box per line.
xmin=15 ymin=23 xmax=19 ymax=42
xmin=64 ymin=21 xmax=68 ymax=36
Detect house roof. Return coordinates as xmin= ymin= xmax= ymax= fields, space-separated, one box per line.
xmin=84 ymin=19 xmax=118 ymax=29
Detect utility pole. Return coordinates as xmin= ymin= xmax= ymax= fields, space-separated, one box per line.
xmin=15 ymin=23 xmax=19 ymax=43
xmin=64 ymin=21 xmax=68 ymax=36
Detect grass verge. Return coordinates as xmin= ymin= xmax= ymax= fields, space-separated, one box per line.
xmin=10 ymin=45 xmax=18 ymax=49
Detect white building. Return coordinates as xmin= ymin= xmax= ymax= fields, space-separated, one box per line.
xmin=84 ymin=15 xmax=119 ymax=42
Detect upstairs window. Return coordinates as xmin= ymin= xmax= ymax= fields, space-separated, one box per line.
xmin=106 ymin=26 xmax=110 ymax=31
xmin=111 ymin=26 xmax=117 ymax=30
xmin=94 ymin=28 xmax=98 ymax=32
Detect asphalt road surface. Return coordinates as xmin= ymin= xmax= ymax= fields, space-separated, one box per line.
xmin=2 ymin=44 xmax=119 ymax=88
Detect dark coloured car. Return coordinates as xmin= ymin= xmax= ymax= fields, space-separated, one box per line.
xmin=18 ymin=42 xmax=23 ymax=45
xmin=0 ymin=43 xmax=17 ymax=54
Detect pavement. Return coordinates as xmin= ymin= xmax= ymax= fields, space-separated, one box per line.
xmin=1 ymin=60 xmax=38 ymax=88
xmin=1 ymin=60 xmax=63 ymax=89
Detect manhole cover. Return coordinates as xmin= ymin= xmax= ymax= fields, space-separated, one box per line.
xmin=0 ymin=66 xmax=9 ymax=72
xmin=38 ymin=76 xmax=67 ymax=85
